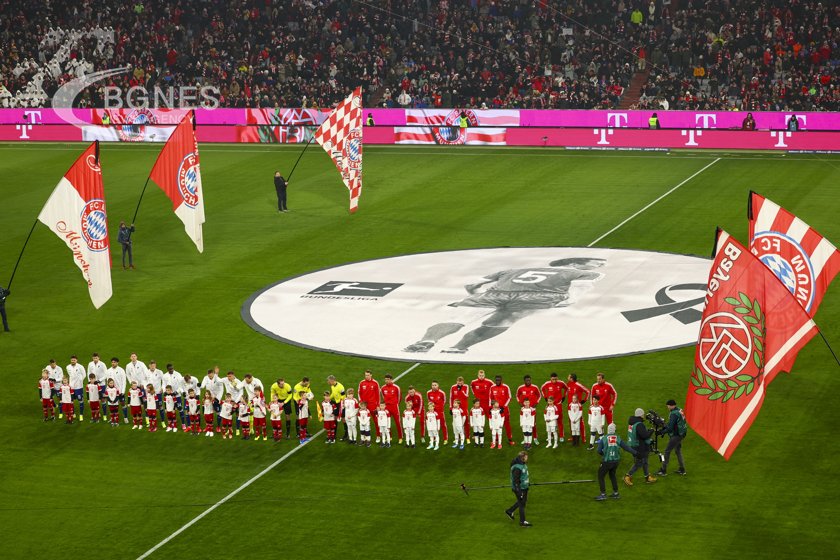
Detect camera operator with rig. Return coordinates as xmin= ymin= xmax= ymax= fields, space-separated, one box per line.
xmin=623 ymin=408 xmax=657 ymax=486
xmin=656 ymin=399 xmax=687 ymax=477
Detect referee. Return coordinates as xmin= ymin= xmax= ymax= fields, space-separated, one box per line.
xmin=505 ymin=451 xmax=532 ymax=527
xmin=270 ymin=377 xmax=294 ymax=438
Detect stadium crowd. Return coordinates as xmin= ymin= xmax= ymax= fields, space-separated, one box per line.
xmin=1 ymin=0 xmax=837 ymax=111
xmin=39 ymin=354 xmax=622 ymax=452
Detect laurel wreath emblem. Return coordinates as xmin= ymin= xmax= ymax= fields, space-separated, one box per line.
xmin=690 ymin=292 xmax=765 ymax=402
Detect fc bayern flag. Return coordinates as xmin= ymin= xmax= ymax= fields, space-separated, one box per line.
xmin=748 ymin=191 xmax=840 ymax=316
xmin=37 ymin=141 xmax=112 ymax=308
xmin=685 ymin=230 xmax=817 ymax=459
xmin=314 ymin=87 xmax=363 ymax=213
xmin=149 ymin=110 xmax=205 ymax=251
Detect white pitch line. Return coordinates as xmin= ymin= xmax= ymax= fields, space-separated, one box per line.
xmin=136 ymin=361 xmax=421 ymax=560
xmin=587 ymin=157 xmax=721 ymax=247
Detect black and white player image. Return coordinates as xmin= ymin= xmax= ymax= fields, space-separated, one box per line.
xmin=403 ymin=257 xmax=606 ymax=354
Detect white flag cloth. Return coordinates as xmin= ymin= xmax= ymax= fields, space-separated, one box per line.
xmin=37 ymin=142 xmax=112 ymax=308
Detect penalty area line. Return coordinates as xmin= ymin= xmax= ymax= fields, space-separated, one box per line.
xmin=136 ymin=362 xmax=421 ymax=560
xmin=587 ymin=157 xmax=721 ymax=247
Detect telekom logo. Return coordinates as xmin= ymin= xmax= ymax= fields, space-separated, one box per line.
xmin=770 ymin=131 xmax=792 ymax=147
xmin=16 ymin=110 xmax=42 ymax=139
xmin=594 ymin=128 xmax=614 ymax=145
xmin=695 ymin=114 xmax=717 ymax=129
xmin=681 ymin=129 xmax=703 ymax=146
xmin=606 ymin=113 xmax=628 ymax=128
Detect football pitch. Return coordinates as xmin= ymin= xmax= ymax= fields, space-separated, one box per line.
xmin=1 ymin=143 xmax=838 ymax=559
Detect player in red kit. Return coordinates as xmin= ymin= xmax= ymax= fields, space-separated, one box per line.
xmin=357 ymin=370 xmax=381 ymax=440
xmin=381 ymin=373 xmax=403 ymax=443
xmin=450 ymin=376 xmax=471 ymax=437
xmin=470 ymin=369 xmax=493 ymax=414
xmin=567 ymin=373 xmax=590 ymax=439
xmin=590 ymin=372 xmax=617 ymax=425
xmin=541 ymin=372 xmax=567 ymax=441
xmin=405 ymin=386 xmax=424 ymax=439
xmin=426 ymin=381 xmax=448 ymax=443
xmin=516 ymin=375 xmax=541 ymax=445
xmin=489 ymin=375 xmax=515 ymax=446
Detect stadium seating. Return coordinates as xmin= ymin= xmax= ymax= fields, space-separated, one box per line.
xmin=0 ymin=0 xmax=837 ymax=111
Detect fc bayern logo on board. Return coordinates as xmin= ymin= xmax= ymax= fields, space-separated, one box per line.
xmin=177 ymin=153 xmax=200 ymax=208
xmin=697 ymin=312 xmax=752 ymax=379
xmin=80 ymin=199 xmax=108 ymax=251
xmin=433 ymin=109 xmax=479 ymax=145
xmin=118 ymin=108 xmax=157 ymax=142
xmin=751 ymin=231 xmax=815 ymax=311
xmin=343 ymin=129 xmax=362 ymax=170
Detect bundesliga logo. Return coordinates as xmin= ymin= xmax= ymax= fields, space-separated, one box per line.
xmin=80 ymin=199 xmax=109 ymax=252
xmin=751 ymin=232 xmax=815 ymax=312
xmin=177 ymin=153 xmax=200 ymax=208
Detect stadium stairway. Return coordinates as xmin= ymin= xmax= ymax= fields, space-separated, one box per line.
xmin=618 ymin=67 xmax=651 ymax=109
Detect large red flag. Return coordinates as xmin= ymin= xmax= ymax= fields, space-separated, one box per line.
xmin=37 ymin=142 xmax=112 ymax=308
xmin=685 ymin=230 xmax=817 ymax=459
xmin=149 ymin=111 xmax=205 ymax=252
xmin=748 ymin=191 xmax=840 ymax=316
xmin=314 ymin=87 xmax=363 ymax=212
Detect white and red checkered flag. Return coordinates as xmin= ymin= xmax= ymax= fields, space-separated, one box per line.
xmin=748 ymin=191 xmax=840 ymax=317
xmin=314 ymin=87 xmax=363 ymax=213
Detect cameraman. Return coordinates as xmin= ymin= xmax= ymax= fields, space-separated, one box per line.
xmin=622 ymin=408 xmax=657 ymax=486
xmin=656 ymin=399 xmax=687 ymax=476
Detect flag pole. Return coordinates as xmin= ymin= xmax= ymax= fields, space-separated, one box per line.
xmin=817 ymin=330 xmax=840 ymax=368
xmin=131 ymin=176 xmax=152 ymax=225
xmin=6 ymin=218 xmax=39 ymax=291
xmin=287 ymin=133 xmax=314 ymax=182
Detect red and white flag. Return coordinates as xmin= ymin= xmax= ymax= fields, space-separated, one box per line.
xmin=314 ymin=87 xmax=363 ymax=213
xmin=748 ymin=191 xmax=840 ymax=316
xmin=37 ymin=142 xmax=112 ymax=308
xmin=149 ymin=111 xmax=205 ymax=251
xmin=685 ymin=230 xmax=817 ymax=459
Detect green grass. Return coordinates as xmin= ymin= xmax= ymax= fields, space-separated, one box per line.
xmin=1 ymin=144 xmax=839 ymax=559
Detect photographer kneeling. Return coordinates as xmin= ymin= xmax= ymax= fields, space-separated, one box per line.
xmin=656 ymin=399 xmax=687 ymax=476
xmin=623 ymin=407 xmax=657 ymax=486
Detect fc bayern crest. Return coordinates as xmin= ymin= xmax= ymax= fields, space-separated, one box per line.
xmin=697 ymin=312 xmax=753 ymax=379
xmin=86 ymin=154 xmax=101 ymax=172
xmin=751 ymin=231 xmax=815 ymax=311
xmin=118 ymin=108 xmax=157 ymax=142
xmin=343 ymin=129 xmax=362 ymax=170
xmin=177 ymin=153 xmax=201 ymax=208
xmin=80 ymin=199 xmax=109 ymax=252
xmin=433 ymin=109 xmax=479 ymax=145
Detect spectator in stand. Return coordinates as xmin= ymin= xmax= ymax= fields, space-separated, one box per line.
xmin=742 ymin=112 xmax=756 ymax=130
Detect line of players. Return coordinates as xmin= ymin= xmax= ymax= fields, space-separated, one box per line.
xmin=37 ymin=356 xmax=619 ymax=450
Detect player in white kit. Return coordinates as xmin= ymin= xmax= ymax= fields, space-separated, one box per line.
xmin=403 ymin=401 xmax=417 ymax=448
xmin=520 ymin=399 xmax=536 ymax=450
xmin=588 ymin=395 xmax=605 ymax=450
xmin=425 ymin=402 xmax=440 ymax=450
xmin=470 ymin=400 xmax=486 ymax=447
xmin=489 ymin=401 xmax=504 ymax=449
xmin=544 ymin=396 xmax=560 ymax=448
xmin=358 ymin=402 xmax=372 ymax=447
xmin=341 ymin=388 xmax=359 ymax=445
xmin=451 ymin=400 xmax=466 ymax=450
xmin=568 ymin=394 xmax=583 ymax=446
xmin=377 ymin=403 xmax=392 ymax=447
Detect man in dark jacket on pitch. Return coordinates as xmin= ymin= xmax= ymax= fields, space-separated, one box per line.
xmin=623 ymin=408 xmax=657 ymax=486
xmin=504 ymin=451 xmax=532 ymax=527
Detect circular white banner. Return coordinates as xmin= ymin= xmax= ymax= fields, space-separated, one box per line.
xmin=243 ymin=247 xmax=711 ymax=363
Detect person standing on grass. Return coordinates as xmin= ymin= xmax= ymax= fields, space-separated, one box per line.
xmin=274 ymin=171 xmax=288 ymax=213
xmin=595 ymin=423 xmax=636 ymax=501
xmin=623 ymin=408 xmax=657 ymax=486
xmin=118 ymin=221 xmax=135 ymax=269
xmin=505 ymin=451 xmax=532 ymax=527
xmin=541 ymin=372 xmax=567 ymax=442
xmin=270 ymin=377 xmax=294 ymax=438
xmin=381 ymin=374 xmax=402 ymax=443
xmin=358 ymin=370 xmax=381 ymax=441
xmin=657 ymin=399 xmax=687 ymax=477
xmin=294 ymin=377 xmax=313 ymax=437
xmin=590 ymin=372 xmax=617 ymax=425
xmin=0 ymin=285 xmax=10 ymax=332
